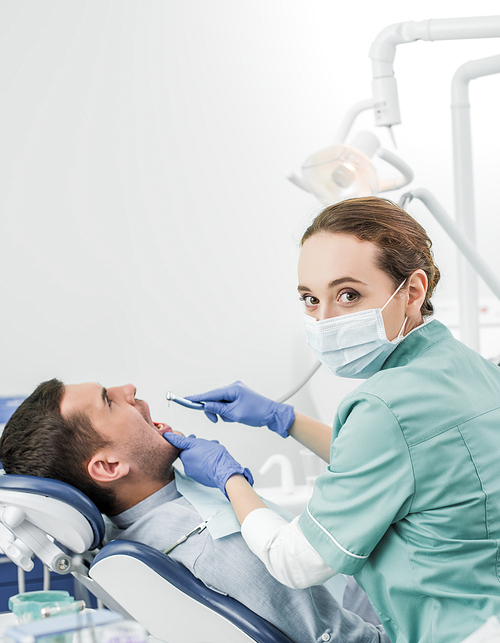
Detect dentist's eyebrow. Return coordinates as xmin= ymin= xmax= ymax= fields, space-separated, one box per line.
xmin=297 ymin=277 xmax=365 ymax=293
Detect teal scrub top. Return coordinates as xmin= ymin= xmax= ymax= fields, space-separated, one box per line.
xmin=299 ymin=320 xmax=500 ymax=643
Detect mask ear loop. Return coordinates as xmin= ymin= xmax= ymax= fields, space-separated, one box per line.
xmin=381 ymin=279 xmax=407 ymax=312
xmin=381 ymin=279 xmax=408 ymax=339
xmin=396 ymin=316 xmax=408 ymax=339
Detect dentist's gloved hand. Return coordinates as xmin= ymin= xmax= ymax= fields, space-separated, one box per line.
xmin=186 ymin=381 xmax=295 ymax=438
xmin=163 ymin=432 xmax=254 ymax=498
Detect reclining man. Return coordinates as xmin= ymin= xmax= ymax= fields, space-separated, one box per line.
xmin=0 ymin=379 xmax=386 ymax=643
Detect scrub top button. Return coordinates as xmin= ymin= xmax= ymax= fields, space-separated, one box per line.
xmin=321 ymin=634 xmax=331 ymax=641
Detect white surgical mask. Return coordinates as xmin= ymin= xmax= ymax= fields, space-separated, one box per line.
xmin=304 ymin=281 xmax=407 ymax=379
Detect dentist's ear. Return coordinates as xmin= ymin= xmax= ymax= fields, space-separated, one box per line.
xmin=88 ymin=453 xmax=130 ymax=482
xmin=405 ymin=270 xmax=427 ymax=318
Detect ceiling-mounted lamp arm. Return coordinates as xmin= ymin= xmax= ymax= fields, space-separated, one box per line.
xmin=287 ymin=172 xmax=313 ymax=194
xmin=369 ymin=16 xmax=500 ymax=128
xmin=376 ymin=148 xmax=414 ymax=192
xmin=400 ymin=188 xmax=500 ymax=304
xmin=333 ymin=99 xmax=375 ymax=144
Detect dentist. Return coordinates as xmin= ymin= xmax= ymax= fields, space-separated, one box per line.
xmin=165 ymin=197 xmax=500 ymax=643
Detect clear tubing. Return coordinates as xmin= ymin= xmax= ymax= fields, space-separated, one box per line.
xmin=276 ymin=360 xmax=322 ymax=403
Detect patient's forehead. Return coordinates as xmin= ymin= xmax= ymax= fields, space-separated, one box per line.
xmin=60 ymin=382 xmax=103 ymax=418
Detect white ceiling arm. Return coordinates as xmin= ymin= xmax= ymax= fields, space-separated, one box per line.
xmin=451 ymin=53 xmax=500 ymax=351
xmin=370 ymin=17 xmax=500 ymax=78
xmin=333 ymin=99 xmax=375 ymax=143
xmin=401 ymin=188 xmax=500 ymax=303
xmin=369 ymin=17 xmax=500 ymax=128
xmin=369 ymin=22 xmax=414 ymax=77
xmin=287 ymin=172 xmax=313 ymax=194
xmin=376 ymin=148 xmax=414 ymax=192
xmin=410 ymin=16 xmax=500 ymax=42
xmin=452 ymin=54 xmax=500 ymax=105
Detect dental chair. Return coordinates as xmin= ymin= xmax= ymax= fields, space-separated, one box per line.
xmin=0 ymin=474 xmax=293 ymax=643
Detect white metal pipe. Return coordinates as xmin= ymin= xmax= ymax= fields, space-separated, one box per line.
xmin=287 ymin=171 xmax=312 ymax=194
xmin=417 ymin=16 xmax=500 ymax=41
xmin=369 ymin=17 xmax=500 ymax=127
xmin=370 ymin=19 xmax=500 ymax=350
xmin=452 ymin=85 xmax=478 ymax=349
xmin=452 ymin=55 xmax=500 ymax=104
xmin=370 ymin=17 xmax=500 ymax=77
xmin=451 ymin=55 xmax=500 ymax=350
xmin=333 ymin=99 xmax=374 ymax=143
xmin=377 ymin=148 xmax=414 ymax=192
xmin=43 ymin=563 xmax=51 ymax=591
xmin=17 ymin=566 xmax=25 ymax=594
xmin=402 ymin=187 xmax=500 ymax=304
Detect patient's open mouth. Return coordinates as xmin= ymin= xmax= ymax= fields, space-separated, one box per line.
xmin=154 ymin=422 xmax=172 ymax=434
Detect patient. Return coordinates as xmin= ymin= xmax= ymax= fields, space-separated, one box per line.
xmin=0 ymin=379 xmax=387 ymax=643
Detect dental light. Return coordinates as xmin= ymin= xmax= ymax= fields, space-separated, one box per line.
xmin=288 ymin=130 xmax=413 ymax=206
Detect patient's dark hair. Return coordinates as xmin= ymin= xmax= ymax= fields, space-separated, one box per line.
xmin=0 ymin=379 xmax=117 ymax=514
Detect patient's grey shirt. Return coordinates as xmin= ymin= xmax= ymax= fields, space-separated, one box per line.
xmin=104 ymin=480 xmax=387 ymax=643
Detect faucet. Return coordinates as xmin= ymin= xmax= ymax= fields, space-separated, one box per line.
xmin=259 ymin=455 xmax=295 ymax=495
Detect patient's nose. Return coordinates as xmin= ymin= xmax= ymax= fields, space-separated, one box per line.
xmin=108 ymin=384 xmax=137 ymax=405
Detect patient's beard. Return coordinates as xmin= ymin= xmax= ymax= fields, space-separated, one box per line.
xmin=128 ymin=436 xmax=178 ymax=484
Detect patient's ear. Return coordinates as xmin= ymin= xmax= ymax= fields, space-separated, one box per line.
xmin=88 ymin=452 xmax=130 ymax=482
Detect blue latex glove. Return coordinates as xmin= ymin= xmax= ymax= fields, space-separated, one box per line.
xmin=163 ymin=433 xmax=254 ymax=497
xmin=186 ymin=381 xmax=295 ymax=438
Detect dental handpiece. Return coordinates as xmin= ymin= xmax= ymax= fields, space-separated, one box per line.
xmin=166 ymin=391 xmax=206 ymax=410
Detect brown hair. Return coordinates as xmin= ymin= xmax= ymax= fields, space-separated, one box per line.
xmin=301 ymin=197 xmax=440 ymax=317
xmin=0 ymin=379 xmax=117 ymax=515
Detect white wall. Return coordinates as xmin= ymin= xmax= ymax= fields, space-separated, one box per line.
xmin=0 ymin=0 xmax=499 ymax=486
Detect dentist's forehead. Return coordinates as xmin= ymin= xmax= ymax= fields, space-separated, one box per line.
xmin=298 ymin=233 xmax=382 ymax=283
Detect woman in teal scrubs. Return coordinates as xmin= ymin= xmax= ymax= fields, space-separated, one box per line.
xmin=165 ymin=197 xmax=500 ymax=643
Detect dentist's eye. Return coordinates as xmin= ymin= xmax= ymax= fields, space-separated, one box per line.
xmin=338 ymin=290 xmax=359 ymax=304
xmin=299 ymin=295 xmax=320 ymax=308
